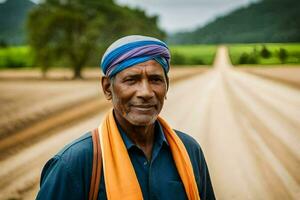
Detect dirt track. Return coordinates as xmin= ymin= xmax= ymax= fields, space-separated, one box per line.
xmin=240 ymin=67 xmax=300 ymax=89
xmin=0 ymin=47 xmax=300 ymax=199
xmin=162 ymin=47 xmax=300 ymax=199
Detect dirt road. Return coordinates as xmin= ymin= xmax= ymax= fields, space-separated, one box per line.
xmin=162 ymin=46 xmax=300 ymax=199
xmin=1 ymin=47 xmax=300 ymax=199
xmin=240 ymin=67 xmax=300 ymax=89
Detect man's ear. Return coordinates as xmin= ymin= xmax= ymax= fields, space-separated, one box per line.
xmin=101 ymin=76 xmax=112 ymax=100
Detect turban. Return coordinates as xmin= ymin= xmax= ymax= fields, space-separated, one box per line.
xmin=101 ymin=35 xmax=171 ymax=77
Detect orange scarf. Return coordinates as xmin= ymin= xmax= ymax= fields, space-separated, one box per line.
xmin=97 ymin=110 xmax=200 ymax=200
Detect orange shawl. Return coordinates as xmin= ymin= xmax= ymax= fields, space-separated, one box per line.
xmin=97 ymin=110 xmax=200 ymax=200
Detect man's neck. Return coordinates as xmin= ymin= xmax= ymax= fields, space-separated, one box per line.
xmin=114 ymin=111 xmax=156 ymax=160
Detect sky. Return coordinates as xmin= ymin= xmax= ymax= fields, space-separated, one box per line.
xmin=115 ymin=0 xmax=259 ymax=33
xmin=28 ymin=0 xmax=259 ymax=33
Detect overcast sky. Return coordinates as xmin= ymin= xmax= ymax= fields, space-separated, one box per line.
xmin=28 ymin=0 xmax=259 ymax=33
xmin=115 ymin=0 xmax=259 ymax=33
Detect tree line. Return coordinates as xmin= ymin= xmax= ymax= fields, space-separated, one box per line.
xmin=167 ymin=0 xmax=300 ymax=44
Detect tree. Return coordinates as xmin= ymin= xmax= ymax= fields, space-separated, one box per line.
xmin=238 ymin=50 xmax=258 ymax=64
xmin=27 ymin=0 xmax=165 ymax=78
xmin=260 ymin=45 xmax=271 ymax=58
xmin=239 ymin=53 xmax=249 ymax=64
xmin=278 ymin=48 xmax=288 ymax=64
xmin=247 ymin=51 xmax=258 ymax=64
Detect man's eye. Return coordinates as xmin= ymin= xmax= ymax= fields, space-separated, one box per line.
xmin=124 ymin=78 xmax=135 ymax=83
xmin=151 ymin=78 xmax=163 ymax=82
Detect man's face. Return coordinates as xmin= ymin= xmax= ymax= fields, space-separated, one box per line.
xmin=109 ymin=60 xmax=168 ymax=126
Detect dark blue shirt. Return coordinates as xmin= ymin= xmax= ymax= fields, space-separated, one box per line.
xmin=36 ymin=121 xmax=215 ymax=200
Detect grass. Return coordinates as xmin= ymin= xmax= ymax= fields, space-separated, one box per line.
xmin=0 ymin=45 xmax=217 ymax=69
xmin=169 ymin=45 xmax=217 ymax=66
xmin=228 ymin=43 xmax=300 ymax=66
xmin=2 ymin=44 xmax=299 ymax=69
xmin=0 ymin=46 xmax=35 ymax=68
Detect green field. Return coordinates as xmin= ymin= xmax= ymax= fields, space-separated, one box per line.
xmin=0 ymin=46 xmax=34 ymax=68
xmin=169 ymin=45 xmax=217 ymax=66
xmin=229 ymin=43 xmax=300 ymax=66
xmin=0 ymin=45 xmax=217 ymax=69
xmin=4 ymin=44 xmax=299 ymax=69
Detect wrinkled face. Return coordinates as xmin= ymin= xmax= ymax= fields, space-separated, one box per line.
xmin=110 ymin=60 xmax=168 ymax=126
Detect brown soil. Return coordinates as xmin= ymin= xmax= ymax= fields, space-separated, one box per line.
xmin=239 ymin=67 xmax=300 ymax=89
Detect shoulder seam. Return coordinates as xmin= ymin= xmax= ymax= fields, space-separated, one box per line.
xmin=59 ymin=132 xmax=92 ymax=156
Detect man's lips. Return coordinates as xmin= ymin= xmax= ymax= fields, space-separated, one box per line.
xmin=132 ymin=104 xmax=155 ymax=108
xmin=130 ymin=104 xmax=156 ymax=111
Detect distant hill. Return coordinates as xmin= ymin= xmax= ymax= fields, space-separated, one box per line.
xmin=0 ymin=0 xmax=35 ymax=45
xmin=167 ymin=0 xmax=300 ymax=44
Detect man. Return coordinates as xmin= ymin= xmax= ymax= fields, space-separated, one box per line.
xmin=36 ymin=35 xmax=215 ymax=200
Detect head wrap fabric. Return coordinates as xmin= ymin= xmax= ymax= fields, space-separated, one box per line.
xmin=101 ymin=35 xmax=171 ymax=77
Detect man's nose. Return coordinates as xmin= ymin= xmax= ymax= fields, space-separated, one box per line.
xmin=137 ymin=80 xmax=154 ymax=100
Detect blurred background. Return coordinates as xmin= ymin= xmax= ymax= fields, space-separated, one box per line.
xmin=0 ymin=0 xmax=299 ymax=199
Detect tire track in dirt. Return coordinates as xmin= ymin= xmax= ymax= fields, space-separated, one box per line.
xmin=224 ymin=71 xmax=300 ymax=186
xmin=0 ymin=80 xmax=101 ymax=138
xmin=224 ymin=74 xmax=298 ymax=199
xmin=199 ymin=46 xmax=300 ymax=199
xmin=202 ymin=71 xmax=273 ymax=199
xmin=0 ymin=113 xmax=107 ymax=200
xmin=0 ymin=97 xmax=110 ymax=160
xmin=243 ymin=68 xmax=300 ymax=90
xmin=231 ymin=70 xmax=300 ymax=127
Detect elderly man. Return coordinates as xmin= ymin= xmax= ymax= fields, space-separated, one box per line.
xmin=36 ymin=35 xmax=215 ymax=200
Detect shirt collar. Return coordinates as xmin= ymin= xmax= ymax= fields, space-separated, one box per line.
xmin=155 ymin=120 xmax=169 ymax=147
xmin=114 ymin=116 xmax=169 ymax=150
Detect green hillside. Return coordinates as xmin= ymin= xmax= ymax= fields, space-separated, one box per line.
xmin=0 ymin=0 xmax=35 ymax=45
xmin=167 ymin=0 xmax=300 ymax=44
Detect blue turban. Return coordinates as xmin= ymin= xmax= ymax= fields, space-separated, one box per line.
xmin=101 ymin=35 xmax=171 ymax=77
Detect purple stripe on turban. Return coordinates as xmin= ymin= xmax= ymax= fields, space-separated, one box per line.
xmin=106 ymin=44 xmax=170 ymax=76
